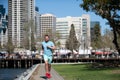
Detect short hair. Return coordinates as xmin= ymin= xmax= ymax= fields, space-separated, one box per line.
xmin=44 ymin=34 xmax=49 ymax=38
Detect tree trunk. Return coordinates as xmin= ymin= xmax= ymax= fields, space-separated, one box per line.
xmin=112 ymin=24 xmax=120 ymax=55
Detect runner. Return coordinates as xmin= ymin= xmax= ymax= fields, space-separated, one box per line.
xmin=42 ymin=35 xmax=56 ymax=79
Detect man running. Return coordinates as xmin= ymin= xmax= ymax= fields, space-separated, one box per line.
xmin=42 ymin=35 xmax=55 ymax=78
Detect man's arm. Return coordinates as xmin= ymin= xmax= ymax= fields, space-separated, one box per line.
xmin=47 ymin=42 xmax=56 ymax=50
xmin=47 ymin=46 xmax=56 ymax=50
xmin=42 ymin=45 xmax=44 ymax=50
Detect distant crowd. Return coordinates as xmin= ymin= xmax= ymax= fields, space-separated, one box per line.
xmin=0 ymin=49 xmax=120 ymax=59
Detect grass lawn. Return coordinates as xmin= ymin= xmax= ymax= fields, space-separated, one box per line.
xmin=52 ymin=64 xmax=120 ymax=80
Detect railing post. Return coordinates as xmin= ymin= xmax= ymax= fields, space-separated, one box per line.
xmin=29 ymin=61 xmax=31 ymax=67
xmin=6 ymin=61 xmax=8 ymax=68
xmin=0 ymin=59 xmax=1 ymax=68
xmin=20 ymin=59 xmax=21 ymax=68
xmin=2 ymin=61 xmax=4 ymax=68
xmin=14 ymin=60 xmax=16 ymax=68
xmin=25 ymin=59 xmax=27 ymax=68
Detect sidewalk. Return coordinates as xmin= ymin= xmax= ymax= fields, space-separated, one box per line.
xmin=29 ymin=64 xmax=64 ymax=80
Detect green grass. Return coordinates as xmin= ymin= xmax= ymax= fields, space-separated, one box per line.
xmin=52 ymin=64 xmax=120 ymax=80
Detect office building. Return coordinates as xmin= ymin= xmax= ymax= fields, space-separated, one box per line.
xmin=56 ymin=14 xmax=90 ymax=49
xmin=81 ymin=14 xmax=91 ymax=49
xmin=35 ymin=7 xmax=41 ymax=40
xmin=8 ymin=0 xmax=35 ymax=47
xmin=90 ymin=21 xmax=101 ymax=42
xmin=0 ymin=5 xmax=8 ymax=47
xmin=40 ymin=13 xmax=56 ymax=39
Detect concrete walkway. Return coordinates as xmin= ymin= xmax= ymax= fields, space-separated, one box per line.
xmin=29 ymin=64 xmax=64 ymax=80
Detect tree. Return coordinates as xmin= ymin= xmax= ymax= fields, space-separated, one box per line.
xmin=43 ymin=29 xmax=61 ymax=44
xmin=56 ymin=41 xmax=61 ymax=48
xmin=66 ymin=24 xmax=80 ymax=52
xmin=31 ymin=32 xmax=36 ymax=51
xmin=102 ymin=29 xmax=115 ymax=50
xmin=23 ymin=35 xmax=29 ymax=50
xmin=91 ymin=24 xmax=102 ymax=49
xmin=23 ymin=21 xmax=30 ymax=49
xmin=80 ymin=0 xmax=120 ymax=54
xmin=55 ymin=31 xmax=61 ymax=42
xmin=6 ymin=37 xmax=14 ymax=54
xmin=22 ymin=30 xmax=29 ymax=49
xmin=0 ymin=42 xmax=2 ymax=50
xmin=30 ymin=20 xmax=36 ymax=51
xmin=23 ymin=20 xmax=35 ymax=50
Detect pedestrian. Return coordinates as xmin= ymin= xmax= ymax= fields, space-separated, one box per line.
xmin=42 ymin=34 xmax=56 ymax=79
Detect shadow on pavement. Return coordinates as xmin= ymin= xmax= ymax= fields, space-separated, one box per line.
xmin=40 ymin=76 xmax=48 ymax=80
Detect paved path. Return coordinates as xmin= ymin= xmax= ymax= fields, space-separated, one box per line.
xmin=29 ymin=64 xmax=64 ymax=80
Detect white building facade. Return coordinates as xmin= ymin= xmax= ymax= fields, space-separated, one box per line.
xmin=8 ymin=0 xmax=35 ymax=47
xmin=40 ymin=13 xmax=56 ymax=39
xmin=35 ymin=11 xmax=40 ymax=40
xmin=56 ymin=15 xmax=90 ymax=49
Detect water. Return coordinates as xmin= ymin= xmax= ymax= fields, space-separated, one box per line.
xmin=0 ymin=68 xmax=26 ymax=80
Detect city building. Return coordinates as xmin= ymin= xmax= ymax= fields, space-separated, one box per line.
xmin=81 ymin=14 xmax=91 ymax=50
xmin=8 ymin=0 xmax=35 ymax=47
xmin=35 ymin=7 xmax=41 ymax=40
xmin=40 ymin=13 xmax=56 ymax=40
xmin=0 ymin=5 xmax=8 ymax=47
xmin=90 ymin=21 xmax=100 ymax=42
xmin=56 ymin=18 xmax=70 ymax=48
xmin=56 ymin=14 xmax=90 ymax=49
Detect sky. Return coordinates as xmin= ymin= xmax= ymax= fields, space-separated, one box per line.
xmin=0 ymin=0 xmax=110 ymax=35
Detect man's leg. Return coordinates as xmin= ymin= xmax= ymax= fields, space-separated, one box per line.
xmin=47 ymin=56 xmax=52 ymax=78
xmin=45 ymin=61 xmax=49 ymax=73
xmin=48 ymin=64 xmax=51 ymax=72
xmin=48 ymin=55 xmax=52 ymax=72
xmin=43 ymin=55 xmax=49 ymax=77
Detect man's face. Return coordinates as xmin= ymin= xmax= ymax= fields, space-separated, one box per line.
xmin=45 ymin=36 xmax=49 ymax=42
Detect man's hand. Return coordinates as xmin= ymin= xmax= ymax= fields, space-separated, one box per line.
xmin=47 ymin=46 xmax=56 ymax=50
xmin=47 ymin=46 xmax=52 ymax=49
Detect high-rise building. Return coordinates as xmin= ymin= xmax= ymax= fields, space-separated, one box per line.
xmin=0 ymin=5 xmax=8 ymax=47
xmin=81 ymin=14 xmax=91 ymax=49
xmin=40 ymin=13 xmax=56 ymax=39
xmin=56 ymin=14 xmax=90 ymax=49
xmin=56 ymin=18 xmax=69 ymax=47
xmin=90 ymin=21 xmax=100 ymax=42
xmin=35 ymin=7 xmax=40 ymax=40
xmin=35 ymin=6 xmax=39 ymax=12
xmin=56 ymin=16 xmax=82 ymax=48
xmin=8 ymin=0 xmax=35 ymax=47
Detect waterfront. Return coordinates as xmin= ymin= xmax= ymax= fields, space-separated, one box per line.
xmin=0 ymin=68 xmax=26 ymax=80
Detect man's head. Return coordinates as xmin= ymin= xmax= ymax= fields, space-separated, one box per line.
xmin=44 ymin=35 xmax=49 ymax=42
